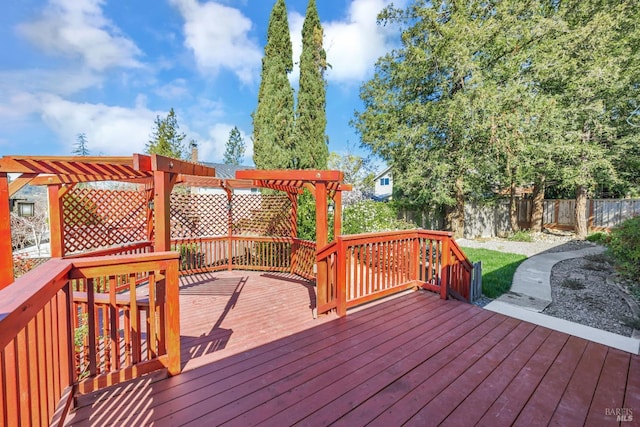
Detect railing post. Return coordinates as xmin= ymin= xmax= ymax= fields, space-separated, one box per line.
xmin=336 ymin=237 xmax=347 ymax=317
xmin=226 ymin=190 xmax=233 ymax=271
xmin=440 ymin=237 xmax=451 ymax=300
xmin=412 ymin=235 xmax=420 ymax=283
xmin=0 ymin=173 xmax=13 ymax=289
xmin=165 ymin=258 xmax=181 ymax=376
xmin=290 ymin=239 xmax=298 ymax=275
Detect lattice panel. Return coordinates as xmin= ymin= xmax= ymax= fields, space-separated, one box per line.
xmin=170 ymin=193 xmax=228 ymax=238
xmin=232 ymin=194 xmax=292 ymax=237
xmin=63 ymin=187 xmax=147 ymax=254
xmin=169 ymin=193 xmax=293 ymax=238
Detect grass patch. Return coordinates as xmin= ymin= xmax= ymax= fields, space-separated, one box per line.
xmin=461 ymin=247 xmax=527 ymax=298
xmin=507 ymin=230 xmax=533 ymax=242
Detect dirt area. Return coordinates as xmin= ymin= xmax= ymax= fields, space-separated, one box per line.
xmin=459 ymin=231 xmax=640 ymax=338
xmin=544 ymin=253 xmax=636 ymax=337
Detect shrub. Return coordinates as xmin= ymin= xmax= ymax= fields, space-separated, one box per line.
xmin=507 ymin=230 xmax=533 ymax=242
xmin=607 ymin=215 xmax=640 ymax=280
xmin=586 ymin=231 xmax=609 ymax=244
xmin=343 ymin=200 xmax=416 ymax=235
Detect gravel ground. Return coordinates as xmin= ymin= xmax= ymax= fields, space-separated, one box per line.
xmin=543 ymin=255 xmax=635 ymax=336
xmin=459 ymin=230 xmax=639 ymax=337
xmin=457 ymin=229 xmax=592 ymax=257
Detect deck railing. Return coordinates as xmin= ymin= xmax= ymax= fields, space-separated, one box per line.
xmin=0 ymin=252 xmax=180 ymax=426
xmin=317 ymin=230 xmax=472 ymax=316
xmin=171 ymin=236 xmax=316 ymax=279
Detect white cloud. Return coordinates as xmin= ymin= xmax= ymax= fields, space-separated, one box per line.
xmin=155 ymin=79 xmax=190 ymax=99
xmin=323 ymin=0 xmax=402 ymax=83
xmin=170 ymin=0 xmax=262 ymax=84
xmin=197 ymin=122 xmax=253 ymax=164
xmin=16 ymin=0 xmax=141 ymax=71
xmin=37 ymin=95 xmax=158 ymax=155
xmin=0 ymin=69 xmax=102 ymax=99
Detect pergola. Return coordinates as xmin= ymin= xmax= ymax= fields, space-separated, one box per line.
xmin=0 ymin=154 xmax=351 ymax=289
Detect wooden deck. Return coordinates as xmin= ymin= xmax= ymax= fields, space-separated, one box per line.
xmin=66 ymin=272 xmax=639 ymax=426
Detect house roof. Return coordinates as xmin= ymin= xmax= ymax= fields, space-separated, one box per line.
xmin=201 ymin=162 xmax=255 ymax=179
xmin=374 ymin=166 xmax=392 ymax=181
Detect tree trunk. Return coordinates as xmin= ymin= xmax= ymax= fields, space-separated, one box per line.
xmin=445 ymin=177 xmax=465 ymax=238
xmin=530 ymin=175 xmax=546 ymax=232
xmin=575 ymin=185 xmax=588 ymax=239
xmin=509 ymin=171 xmax=519 ymax=232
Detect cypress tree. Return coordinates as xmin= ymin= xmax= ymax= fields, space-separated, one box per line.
xmin=253 ymin=0 xmax=295 ymax=169
xmin=295 ymin=0 xmax=328 ymax=169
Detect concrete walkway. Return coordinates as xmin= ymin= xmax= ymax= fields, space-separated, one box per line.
xmin=484 ymin=246 xmax=640 ymax=355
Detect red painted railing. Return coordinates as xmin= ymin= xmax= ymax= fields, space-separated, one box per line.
xmin=171 ymin=236 xmax=316 ymax=279
xmin=316 ymin=230 xmax=472 ymax=316
xmin=0 ymin=252 xmax=180 ymax=426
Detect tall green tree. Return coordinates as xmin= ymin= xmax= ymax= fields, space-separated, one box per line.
xmin=354 ymin=0 xmax=533 ymax=236
xmin=533 ymin=0 xmax=640 ymax=238
xmin=146 ymin=108 xmax=187 ymax=159
xmin=295 ymin=0 xmax=328 ymax=169
xmin=253 ymin=0 xmax=295 ymax=169
xmin=223 ymin=126 xmax=246 ymax=165
xmin=73 ymin=133 xmax=90 ymax=156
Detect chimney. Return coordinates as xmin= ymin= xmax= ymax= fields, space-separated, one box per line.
xmin=190 ymin=141 xmax=198 ymax=162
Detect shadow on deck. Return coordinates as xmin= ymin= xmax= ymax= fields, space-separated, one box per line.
xmin=66 ymin=273 xmax=639 ymax=426
xmin=177 ymin=271 xmax=334 ymax=371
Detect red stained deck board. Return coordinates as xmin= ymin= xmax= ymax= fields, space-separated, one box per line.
xmin=512 ymin=335 xmax=589 ymax=426
xmin=585 ymin=348 xmax=632 ymax=426
xmin=220 ymin=303 xmax=486 ymax=427
xmin=64 ymin=272 xmax=640 ymax=427
xmin=624 ymin=355 xmax=640 ymax=417
xmin=548 ymin=341 xmax=609 ymax=427
xmin=440 ymin=325 xmax=553 ymax=427
xmin=68 ymin=285 xmax=440 ymax=426
xmin=476 ymin=330 xmax=570 ymax=426
xmin=400 ymin=320 xmax=538 ymax=426
xmin=331 ymin=314 xmax=519 ymax=427
xmin=153 ymin=296 xmax=470 ymax=425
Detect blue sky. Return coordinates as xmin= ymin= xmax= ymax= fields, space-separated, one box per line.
xmin=0 ymin=0 xmax=404 ymax=167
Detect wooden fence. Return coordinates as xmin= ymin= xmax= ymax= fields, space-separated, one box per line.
xmin=403 ymin=198 xmax=640 ymax=238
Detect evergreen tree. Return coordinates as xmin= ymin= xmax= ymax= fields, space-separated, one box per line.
xmin=224 ymin=126 xmax=246 ymax=165
xmin=73 ymin=133 xmax=90 ymax=156
xmin=146 ymin=108 xmax=187 ymax=159
xmin=295 ymin=0 xmax=328 ymax=169
xmin=354 ymin=1 xmax=535 ymax=236
xmin=532 ymin=0 xmax=640 ymax=238
xmin=253 ymin=0 xmax=295 ymax=169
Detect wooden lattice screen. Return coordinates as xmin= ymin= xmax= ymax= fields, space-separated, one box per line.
xmin=62 ymin=189 xmax=294 ymax=253
xmin=170 ymin=193 xmax=292 ymax=238
xmin=232 ymin=194 xmax=292 ymax=236
xmin=62 ymin=187 xmax=147 ymax=254
xmin=170 ymin=193 xmax=228 ymax=238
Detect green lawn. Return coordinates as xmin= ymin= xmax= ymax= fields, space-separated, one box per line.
xmin=461 ymin=247 xmax=527 ymax=299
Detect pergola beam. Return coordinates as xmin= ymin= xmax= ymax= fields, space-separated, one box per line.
xmin=29 ymin=174 xmax=152 ymax=186
xmin=147 ymin=154 xmax=216 ymax=177
xmin=236 ymin=169 xmax=344 ymax=182
xmin=8 ymin=174 xmax=38 ymax=197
